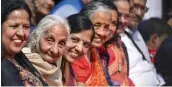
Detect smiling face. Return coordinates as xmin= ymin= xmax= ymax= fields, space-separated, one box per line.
xmin=91 ymin=11 xmax=111 ymax=47
xmin=35 ymin=0 xmax=55 ymax=15
xmin=129 ymin=0 xmax=147 ymax=29
xmin=2 ymin=9 xmax=30 ymax=58
xmin=108 ymin=10 xmax=118 ymax=40
xmin=115 ymin=1 xmax=130 ymax=34
xmin=65 ymin=29 xmax=92 ymax=63
xmin=39 ymin=25 xmax=68 ymax=64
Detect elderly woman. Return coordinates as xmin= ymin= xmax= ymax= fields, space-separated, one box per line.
xmin=100 ymin=0 xmax=135 ymax=86
xmin=1 ymin=0 xmax=48 ymax=86
xmin=61 ymin=13 xmax=95 ymax=86
xmin=23 ymin=14 xmax=70 ymax=86
xmin=71 ymin=1 xmax=112 ymax=86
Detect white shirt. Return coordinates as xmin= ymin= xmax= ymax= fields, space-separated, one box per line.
xmin=125 ymin=28 xmax=151 ymax=62
xmin=120 ymin=29 xmax=165 ymax=86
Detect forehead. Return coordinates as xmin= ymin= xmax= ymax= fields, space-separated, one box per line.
xmin=91 ymin=11 xmax=111 ymax=24
xmin=44 ymin=25 xmax=68 ymax=38
xmin=70 ymin=29 xmax=92 ymax=41
xmin=7 ymin=9 xmax=29 ymax=21
xmin=115 ymin=1 xmax=130 ymax=13
xmin=131 ymin=0 xmax=146 ymax=5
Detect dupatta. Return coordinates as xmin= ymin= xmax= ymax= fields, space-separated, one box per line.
xmin=107 ymin=39 xmax=134 ymax=86
xmin=85 ymin=48 xmax=109 ymax=86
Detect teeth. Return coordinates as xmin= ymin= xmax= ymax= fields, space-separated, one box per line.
xmin=94 ymin=38 xmax=101 ymax=42
xmin=71 ymin=52 xmax=78 ymax=58
xmin=14 ymin=40 xmax=22 ymax=43
xmin=47 ymin=53 xmax=58 ymax=58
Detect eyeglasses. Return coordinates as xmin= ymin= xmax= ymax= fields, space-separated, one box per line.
xmin=131 ymin=3 xmax=149 ymax=12
xmin=118 ymin=13 xmax=130 ymax=19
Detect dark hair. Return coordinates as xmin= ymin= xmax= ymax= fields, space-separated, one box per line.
xmin=2 ymin=0 xmax=32 ymax=24
xmin=1 ymin=0 xmax=48 ymax=86
xmin=67 ymin=13 xmax=95 ymax=41
xmin=138 ymin=18 xmax=172 ymax=42
xmin=1 ymin=0 xmax=32 ymax=56
xmin=154 ymin=36 xmax=172 ymax=86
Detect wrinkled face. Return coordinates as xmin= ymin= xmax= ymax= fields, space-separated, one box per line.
xmin=2 ymin=9 xmax=30 ymax=58
xmin=65 ymin=29 xmax=92 ymax=63
xmin=115 ymin=1 xmax=130 ymax=34
xmin=129 ymin=0 xmax=147 ymax=29
xmin=107 ymin=10 xmax=118 ymax=40
xmin=35 ymin=0 xmax=55 ymax=15
xmin=39 ymin=25 xmax=68 ymax=64
xmin=91 ymin=11 xmax=111 ymax=47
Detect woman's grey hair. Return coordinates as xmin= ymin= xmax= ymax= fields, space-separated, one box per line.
xmin=29 ymin=14 xmax=70 ymax=53
xmin=80 ymin=1 xmax=112 ymax=19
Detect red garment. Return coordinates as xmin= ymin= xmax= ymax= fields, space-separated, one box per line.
xmin=71 ymin=56 xmax=91 ymax=83
xmin=128 ymin=78 xmax=135 ymax=86
xmin=106 ymin=37 xmax=135 ymax=86
xmin=71 ymin=48 xmax=109 ymax=86
xmin=107 ymin=43 xmax=130 ymax=86
xmin=148 ymin=47 xmax=157 ymax=63
xmin=85 ymin=48 xmax=108 ymax=86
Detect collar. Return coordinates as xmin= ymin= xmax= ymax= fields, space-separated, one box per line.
xmin=125 ymin=27 xmax=138 ymax=35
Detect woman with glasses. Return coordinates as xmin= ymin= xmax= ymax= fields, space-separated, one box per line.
xmin=99 ymin=0 xmax=135 ymax=86
xmin=71 ymin=1 xmax=112 ymax=86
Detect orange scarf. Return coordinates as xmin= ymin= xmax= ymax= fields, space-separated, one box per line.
xmin=107 ymin=41 xmax=135 ymax=86
xmin=85 ymin=48 xmax=109 ymax=86
xmin=72 ymin=56 xmax=91 ymax=84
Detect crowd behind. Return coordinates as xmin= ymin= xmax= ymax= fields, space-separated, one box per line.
xmin=1 ymin=0 xmax=172 ymax=86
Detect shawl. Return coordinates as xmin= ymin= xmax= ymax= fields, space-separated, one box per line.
xmin=107 ymin=39 xmax=134 ymax=86
xmin=85 ymin=48 xmax=109 ymax=86
xmin=23 ymin=47 xmax=62 ymax=86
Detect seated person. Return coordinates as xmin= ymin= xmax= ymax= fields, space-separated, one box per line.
xmin=24 ymin=14 xmax=70 ymax=86
xmin=138 ymin=18 xmax=172 ymax=63
xmin=71 ymin=1 xmax=112 ymax=86
xmin=1 ymin=0 xmax=48 ymax=86
xmin=62 ymin=13 xmax=94 ymax=86
xmin=154 ymin=36 xmax=172 ymax=86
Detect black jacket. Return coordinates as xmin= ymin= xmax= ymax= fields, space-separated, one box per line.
xmin=1 ymin=51 xmax=48 ymax=86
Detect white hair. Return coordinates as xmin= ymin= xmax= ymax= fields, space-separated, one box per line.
xmin=81 ymin=1 xmax=112 ymax=19
xmin=29 ymin=14 xmax=70 ymax=53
